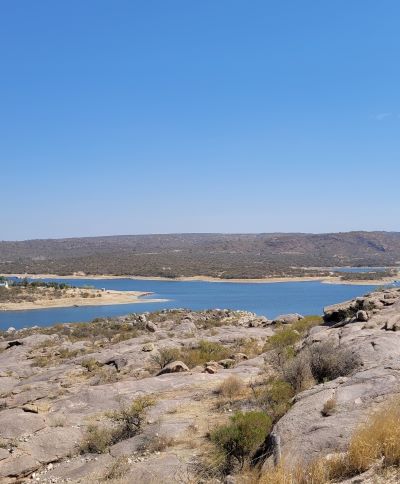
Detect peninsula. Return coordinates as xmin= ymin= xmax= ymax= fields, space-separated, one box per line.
xmin=0 ymin=280 xmax=164 ymax=311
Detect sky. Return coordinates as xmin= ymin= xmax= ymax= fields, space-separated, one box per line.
xmin=1 ymin=1 xmax=400 ymax=240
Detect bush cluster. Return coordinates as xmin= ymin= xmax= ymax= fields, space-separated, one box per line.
xmin=210 ymin=411 xmax=272 ymax=469
xmin=80 ymin=396 xmax=154 ymax=454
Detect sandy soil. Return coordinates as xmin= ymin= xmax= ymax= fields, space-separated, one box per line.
xmin=2 ymin=272 xmax=399 ymax=286
xmin=0 ymin=287 xmax=166 ymax=311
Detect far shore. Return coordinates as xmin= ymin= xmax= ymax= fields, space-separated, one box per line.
xmin=2 ymin=272 xmax=399 ymax=286
xmin=0 ymin=287 xmax=167 ymax=312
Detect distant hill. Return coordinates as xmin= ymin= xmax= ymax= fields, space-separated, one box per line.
xmin=0 ymin=232 xmax=400 ymax=278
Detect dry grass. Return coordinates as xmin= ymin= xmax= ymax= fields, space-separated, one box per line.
xmin=321 ymin=398 xmax=337 ymax=417
xmin=260 ymin=397 xmax=400 ymax=483
xmin=216 ymin=375 xmax=244 ymax=400
xmin=30 ymin=346 xmax=90 ymax=367
xmin=343 ymin=398 xmax=400 ymax=474
xmin=102 ymin=456 xmax=131 ymax=480
xmin=144 ymin=434 xmax=176 ymax=453
xmin=260 ymin=458 xmax=333 ymax=484
xmin=80 ymin=422 xmax=116 ymax=454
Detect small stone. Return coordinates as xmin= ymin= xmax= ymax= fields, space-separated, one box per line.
xmin=356 ymin=310 xmax=369 ymax=322
xmin=142 ymin=342 xmax=155 ymax=352
xmin=146 ymin=321 xmax=157 ymax=332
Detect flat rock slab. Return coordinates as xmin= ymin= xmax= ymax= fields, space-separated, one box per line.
xmin=19 ymin=426 xmax=83 ymax=463
xmin=0 ymin=408 xmax=46 ymax=439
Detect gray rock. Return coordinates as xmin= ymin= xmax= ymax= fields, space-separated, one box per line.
xmin=356 ymin=310 xmax=369 ymax=322
xmin=273 ymin=313 xmax=304 ymax=324
xmin=142 ymin=342 xmax=155 ymax=352
xmin=0 ymin=454 xmax=39 ymax=478
xmin=203 ymin=361 xmax=222 ymax=374
xmin=156 ymin=361 xmax=189 ymax=376
xmin=105 ymin=356 xmax=128 ymax=371
xmin=146 ymin=321 xmax=157 ymax=332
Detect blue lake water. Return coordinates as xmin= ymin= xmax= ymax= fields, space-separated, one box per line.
xmin=0 ymin=277 xmax=389 ymax=330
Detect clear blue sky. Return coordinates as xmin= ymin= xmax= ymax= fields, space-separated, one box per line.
xmin=1 ymin=1 xmax=399 ymax=240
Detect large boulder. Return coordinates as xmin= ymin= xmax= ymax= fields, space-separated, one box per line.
xmin=156 ymin=361 xmax=189 ymax=376
xmin=273 ymin=313 xmax=304 ymax=325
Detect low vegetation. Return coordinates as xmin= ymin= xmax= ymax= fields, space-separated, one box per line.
xmin=1 ymin=232 xmax=399 ymax=279
xmin=80 ymin=396 xmax=155 ymax=454
xmin=260 ymin=398 xmax=400 ymax=483
xmin=252 ymin=378 xmax=295 ymax=422
xmin=216 ymin=375 xmax=244 ymax=401
xmin=210 ymin=411 xmax=272 ymax=470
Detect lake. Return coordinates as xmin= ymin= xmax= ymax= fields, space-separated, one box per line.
xmin=0 ymin=277 xmax=389 ymax=330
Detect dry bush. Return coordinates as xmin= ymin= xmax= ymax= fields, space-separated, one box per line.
xmin=144 ymin=434 xmax=176 ymax=453
xmin=190 ymin=442 xmax=227 ymax=481
xmin=103 ymin=455 xmax=131 ymax=480
xmin=282 ymin=342 xmax=361 ymax=394
xmin=321 ymin=398 xmax=337 ymax=417
xmin=80 ymin=422 xmax=116 ymax=454
xmin=265 ymin=328 xmax=300 ymax=368
xmin=151 ymin=347 xmax=181 ymax=369
xmin=81 ymin=358 xmax=101 ymax=372
xmin=106 ymin=395 xmax=155 ymax=441
xmin=260 ymin=398 xmax=400 ymax=483
xmin=282 ymin=352 xmax=314 ymax=393
xmin=31 ymin=354 xmax=52 ymax=367
xmin=309 ymin=342 xmax=361 ymax=383
xmin=89 ymin=366 xmax=121 ymax=385
xmin=216 ymin=375 xmax=244 ymax=400
xmin=80 ymin=396 xmax=155 ymax=454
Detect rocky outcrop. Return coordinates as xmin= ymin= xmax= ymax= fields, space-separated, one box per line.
xmin=0 ymin=308 xmax=272 ymax=482
xmin=4 ymin=290 xmax=400 ymax=483
xmin=264 ymin=287 xmax=400 ymax=469
xmin=273 ymin=313 xmax=304 ymax=325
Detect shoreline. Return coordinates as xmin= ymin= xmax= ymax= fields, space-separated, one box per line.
xmin=0 ymin=288 xmax=167 ymax=312
xmin=1 ymin=272 xmax=399 ymax=286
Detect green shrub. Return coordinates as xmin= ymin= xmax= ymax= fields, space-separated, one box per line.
xmin=210 ymin=411 xmax=272 ymax=469
xmin=265 ymin=328 xmax=300 ymax=368
xmin=256 ymin=379 xmax=294 ymax=421
xmin=267 ymin=328 xmax=300 ymax=350
xmin=291 ymin=315 xmax=323 ymax=334
xmin=151 ymin=347 xmax=181 ymax=369
xmin=181 ymin=340 xmax=230 ymax=368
